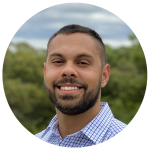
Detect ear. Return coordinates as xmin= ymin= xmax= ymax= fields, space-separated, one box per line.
xmin=101 ymin=64 xmax=110 ymax=88
xmin=44 ymin=63 xmax=46 ymax=74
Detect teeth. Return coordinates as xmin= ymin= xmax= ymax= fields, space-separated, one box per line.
xmin=60 ymin=87 xmax=79 ymax=90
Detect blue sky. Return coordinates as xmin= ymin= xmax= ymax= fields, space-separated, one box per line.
xmin=11 ymin=3 xmax=134 ymax=49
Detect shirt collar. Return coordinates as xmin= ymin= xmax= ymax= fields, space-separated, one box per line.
xmin=81 ymin=102 xmax=114 ymax=144
xmin=46 ymin=102 xmax=113 ymax=143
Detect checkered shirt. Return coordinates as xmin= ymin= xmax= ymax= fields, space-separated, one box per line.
xmin=35 ymin=102 xmax=126 ymax=147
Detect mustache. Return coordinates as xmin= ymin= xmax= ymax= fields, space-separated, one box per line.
xmin=53 ymin=78 xmax=88 ymax=90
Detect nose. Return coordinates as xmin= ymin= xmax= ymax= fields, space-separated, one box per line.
xmin=60 ymin=62 xmax=78 ymax=78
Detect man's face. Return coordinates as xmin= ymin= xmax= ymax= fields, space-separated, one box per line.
xmin=44 ymin=33 xmax=103 ymax=115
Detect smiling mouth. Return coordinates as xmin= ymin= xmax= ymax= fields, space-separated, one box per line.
xmin=57 ymin=86 xmax=83 ymax=90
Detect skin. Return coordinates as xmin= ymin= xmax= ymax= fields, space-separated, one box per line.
xmin=44 ymin=33 xmax=110 ymax=139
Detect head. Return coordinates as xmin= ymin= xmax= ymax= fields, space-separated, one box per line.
xmin=44 ymin=24 xmax=110 ymax=115
xmin=47 ymin=24 xmax=106 ymax=68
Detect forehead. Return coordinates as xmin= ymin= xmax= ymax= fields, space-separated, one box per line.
xmin=47 ymin=33 xmax=100 ymax=58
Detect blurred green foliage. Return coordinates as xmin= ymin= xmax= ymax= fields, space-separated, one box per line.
xmin=3 ymin=35 xmax=147 ymax=134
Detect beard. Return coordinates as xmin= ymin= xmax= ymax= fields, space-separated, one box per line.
xmin=44 ymin=78 xmax=101 ymax=115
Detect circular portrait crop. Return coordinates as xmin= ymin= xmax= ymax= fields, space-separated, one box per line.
xmin=2 ymin=2 xmax=147 ymax=148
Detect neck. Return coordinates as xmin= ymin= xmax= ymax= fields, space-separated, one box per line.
xmin=56 ymin=99 xmax=101 ymax=139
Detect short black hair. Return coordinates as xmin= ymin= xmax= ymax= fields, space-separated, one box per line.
xmin=47 ymin=24 xmax=106 ymax=67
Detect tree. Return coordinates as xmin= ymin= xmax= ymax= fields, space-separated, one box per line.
xmin=3 ymin=35 xmax=147 ymax=134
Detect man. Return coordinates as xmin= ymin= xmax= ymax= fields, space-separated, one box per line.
xmin=35 ymin=24 xmax=126 ymax=147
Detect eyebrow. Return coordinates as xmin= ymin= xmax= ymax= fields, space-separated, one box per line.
xmin=76 ymin=53 xmax=93 ymax=59
xmin=47 ymin=52 xmax=93 ymax=60
xmin=49 ymin=53 xmax=63 ymax=57
xmin=47 ymin=53 xmax=64 ymax=61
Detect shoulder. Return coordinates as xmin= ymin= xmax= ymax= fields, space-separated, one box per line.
xmin=34 ymin=115 xmax=58 ymax=140
xmin=108 ymin=117 xmax=127 ymax=137
xmin=35 ymin=129 xmax=47 ymax=139
xmin=101 ymin=118 xmax=127 ymax=142
xmin=110 ymin=118 xmax=127 ymax=134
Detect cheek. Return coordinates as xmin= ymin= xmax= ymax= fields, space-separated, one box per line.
xmin=80 ymin=70 xmax=101 ymax=88
xmin=44 ymin=69 xmax=60 ymax=86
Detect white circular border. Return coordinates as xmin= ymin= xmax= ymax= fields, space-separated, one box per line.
xmin=0 ymin=0 xmax=150 ymax=150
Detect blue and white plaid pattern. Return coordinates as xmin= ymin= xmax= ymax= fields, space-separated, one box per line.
xmin=35 ymin=102 xmax=126 ymax=147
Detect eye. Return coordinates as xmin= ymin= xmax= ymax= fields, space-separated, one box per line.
xmin=77 ymin=60 xmax=89 ymax=66
xmin=53 ymin=60 xmax=63 ymax=63
xmin=78 ymin=62 xmax=88 ymax=64
xmin=52 ymin=59 xmax=65 ymax=65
